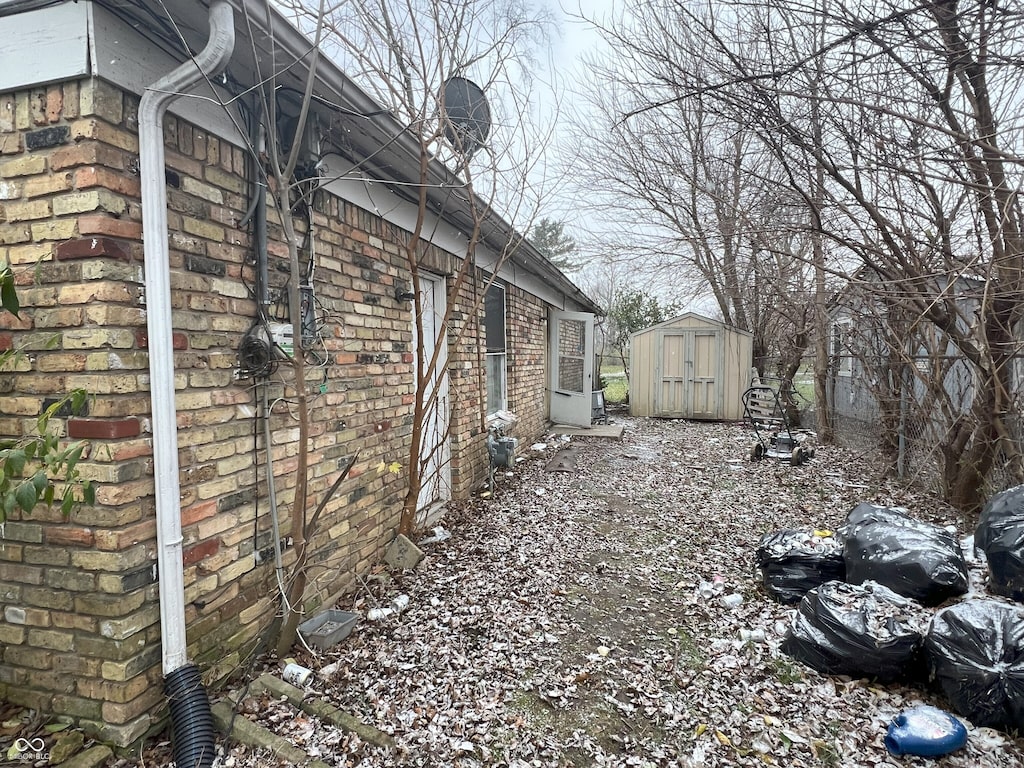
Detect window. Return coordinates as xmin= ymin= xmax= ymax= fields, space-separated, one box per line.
xmin=832 ymin=318 xmax=853 ymax=377
xmin=484 ymin=282 xmax=507 ymax=414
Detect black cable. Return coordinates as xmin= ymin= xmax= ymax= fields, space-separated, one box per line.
xmin=90 ymin=0 xmax=187 ymax=59
xmin=274 ymin=83 xmax=391 ymax=120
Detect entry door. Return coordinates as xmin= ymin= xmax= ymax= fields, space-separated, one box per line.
xmin=549 ymin=310 xmax=595 ymax=426
xmin=655 ymin=330 xmax=720 ymax=418
xmin=414 ymin=274 xmax=451 ymax=525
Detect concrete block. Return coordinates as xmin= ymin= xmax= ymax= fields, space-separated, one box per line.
xmin=383 ymin=533 xmax=423 ymax=570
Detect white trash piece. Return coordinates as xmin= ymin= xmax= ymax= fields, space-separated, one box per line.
xmin=319 ymin=661 xmax=342 ymax=679
xmin=282 ymin=662 xmax=312 ymax=686
xmin=420 ymin=526 xmax=452 ymax=545
xmin=390 ymin=593 xmax=410 ymax=613
xmin=721 ymin=593 xmax=744 ymax=609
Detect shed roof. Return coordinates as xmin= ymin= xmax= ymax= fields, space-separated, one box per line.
xmin=630 ymin=312 xmax=753 ymax=340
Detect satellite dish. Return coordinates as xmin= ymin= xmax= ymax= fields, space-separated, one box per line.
xmin=441 ymin=77 xmax=491 ymax=157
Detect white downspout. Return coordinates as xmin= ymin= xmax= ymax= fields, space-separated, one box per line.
xmin=138 ymin=0 xmax=235 ymax=675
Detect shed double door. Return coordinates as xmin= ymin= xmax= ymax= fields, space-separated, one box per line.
xmin=654 ymin=330 xmax=721 ymax=419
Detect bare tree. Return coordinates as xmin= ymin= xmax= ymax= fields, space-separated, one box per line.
xmin=618 ymin=0 xmax=1024 ymax=512
xmin=563 ymin=4 xmax=821 ymax=413
xmin=251 ymin=0 xmax=557 ymax=653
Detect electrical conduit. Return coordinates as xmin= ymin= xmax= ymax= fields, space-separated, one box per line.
xmin=138 ymin=2 xmax=235 ymax=766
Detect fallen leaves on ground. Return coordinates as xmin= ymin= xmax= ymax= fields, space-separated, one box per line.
xmin=144 ymin=417 xmax=1024 ymax=767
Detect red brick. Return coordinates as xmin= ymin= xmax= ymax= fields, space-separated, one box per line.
xmin=45 ymin=86 xmax=63 ymax=123
xmin=55 ymin=237 xmax=129 ymax=262
xmin=46 ymin=526 xmax=94 ymax=547
xmin=77 ymin=213 xmax=142 ymax=240
xmin=135 ymin=329 xmax=189 ymax=350
xmin=67 ymin=417 xmax=140 ymax=439
xmin=182 ymin=538 xmax=220 ymax=566
xmin=181 ymin=500 xmax=217 ymax=527
xmin=74 ymin=167 xmax=141 ymax=197
xmin=51 ymin=143 xmax=124 ymax=171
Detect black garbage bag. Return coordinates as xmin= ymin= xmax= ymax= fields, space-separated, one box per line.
xmin=781 ymin=580 xmax=927 ymax=682
xmin=976 ymin=485 xmax=1024 ymax=601
xmin=843 ymin=503 xmax=968 ymax=607
xmin=756 ymin=528 xmax=845 ymax=604
xmin=925 ymin=599 xmax=1024 ymax=732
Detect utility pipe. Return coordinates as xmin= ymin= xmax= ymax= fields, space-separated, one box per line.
xmin=138 ymin=0 xmax=235 ymax=677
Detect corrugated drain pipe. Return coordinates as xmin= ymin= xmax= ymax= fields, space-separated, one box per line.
xmin=138 ymin=3 xmax=235 ymax=766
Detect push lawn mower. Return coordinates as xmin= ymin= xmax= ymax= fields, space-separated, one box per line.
xmin=742 ymin=376 xmax=816 ymax=466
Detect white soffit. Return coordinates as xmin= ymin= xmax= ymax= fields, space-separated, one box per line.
xmin=0 ymin=2 xmax=90 ymax=91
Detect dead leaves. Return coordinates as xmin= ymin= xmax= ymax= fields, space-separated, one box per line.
xmin=180 ymin=417 xmax=1024 ymax=768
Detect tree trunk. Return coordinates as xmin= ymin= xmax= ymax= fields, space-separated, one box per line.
xmin=274 ymin=200 xmax=311 ymax=658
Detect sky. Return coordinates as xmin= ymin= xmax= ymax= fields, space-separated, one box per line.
xmin=535 ymin=2 xmax=619 ymax=222
xmin=552 ymin=1 xmax=615 ymax=70
xmin=542 ymin=2 xmax=711 ymax=311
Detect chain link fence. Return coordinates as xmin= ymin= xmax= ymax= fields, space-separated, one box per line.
xmin=791 ymin=359 xmax=1023 ymax=503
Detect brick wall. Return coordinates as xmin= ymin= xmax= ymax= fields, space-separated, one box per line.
xmin=0 ymin=76 xmax=557 ymax=745
xmin=506 ymin=284 xmax=549 ymax=441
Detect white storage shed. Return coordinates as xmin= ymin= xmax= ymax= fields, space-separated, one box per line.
xmin=629 ymin=313 xmax=753 ymax=420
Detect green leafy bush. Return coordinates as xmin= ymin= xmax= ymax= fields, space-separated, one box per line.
xmin=0 ymin=266 xmax=94 ymax=523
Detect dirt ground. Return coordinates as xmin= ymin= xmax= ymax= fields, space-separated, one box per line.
xmin=87 ymin=416 xmax=1024 ymax=765
xmin=188 ymin=416 xmax=1022 ymax=767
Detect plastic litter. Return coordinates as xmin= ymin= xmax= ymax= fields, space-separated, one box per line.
xmin=885 ymin=705 xmax=967 ymax=757
xmin=843 ymin=503 xmax=968 ymax=606
xmin=319 ymin=660 xmax=342 ymax=679
xmin=756 ymin=528 xmax=846 ymax=604
xmin=282 ymin=661 xmax=312 ymax=686
xmin=975 ymin=484 xmax=1024 ymax=601
xmin=781 ymin=580 xmax=927 ymax=682
xmin=696 ymin=575 xmax=726 ymax=600
xmin=925 ymin=599 xmax=1024 ymax=732
xmin=419 ymin=526 xmax=452 ymax=546
xmin=366 ymin=607 xmax=394 ymax=621
xmin=390 ymin=593 xmax=410 ymax=613
xmin=721 ymin=593 xmax=744 ymax=609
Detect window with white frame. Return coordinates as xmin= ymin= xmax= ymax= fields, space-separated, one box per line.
xmin=833 ymin=318 xmax=853 ymax=377
xmin=484 ymin=282 xmax=507 ymax=414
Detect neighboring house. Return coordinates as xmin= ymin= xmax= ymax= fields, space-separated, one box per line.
xmin=0 ymin=0 xmax=599 ymax=745
xmin=827 ymin=270 xmax=978 ymax=431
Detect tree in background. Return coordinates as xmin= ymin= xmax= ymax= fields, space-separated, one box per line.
xmin=563 ymin=6 xmax=818 ymax=419
xmin=607 ymin=288 xmax=678 ymax=385
xmin=587 ymin=0 xmax=1024 ymax=512
xmin=529 ymin=217 xmax=581 ymax=272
